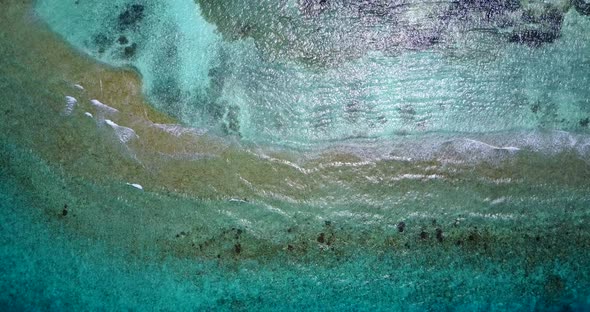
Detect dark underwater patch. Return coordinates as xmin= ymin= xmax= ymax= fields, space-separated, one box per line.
xmin=573 ymin=0 xmax=590 ymax=16
xmin=457 ymin=0 xmax=520 ymax=15
xmin=92 ymin=33 xmax=111 ymax=54
xmin=222 ymin=105 xmax=241 ymax=136
xmin=508 ymin=7 xmax=564 ymax=47
xmin=117 ymin=35 xmax=129 ymax=45
xmin=198 ymin=0 xmax=572 ymax=69
xmin=298 ymin=0 xmax=329 ymax=16
xmin=118 ymin=4 xmax=145 ymax=31
xmin=509 ymin=29 xmax=559 ymax=47
xmin=123 ymin=42 xmax=137 ymax=58
xmin=148 ymin=42 xmax=183 ymax=114
xmin=151 ymin=77 xmax=183 ymax=113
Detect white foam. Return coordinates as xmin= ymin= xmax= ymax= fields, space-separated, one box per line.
xmin=90 ymin=99 xmax=119 ymax=114
xmin=126 ymin=183 xmax=143 ymax=190
xmin=104 ymin=119 xmax=139 ymax=143
xmin=229 ymin=198 xmax=248 ymax=203
xmin=152 ymin=123 xmax=202 ymax=136
xmin=462 ymin=139 xmax=520 ymax=151
xmin=252 ymin=152 xmax=312 ymax=174
xmin=467 ymin=212 xmax=517 ymax=220
xmin=74 ymin=84 xmax=84 ymax=90
xmin=390 ymin=174 xmax=444 ymax=181
xmin=63 ymin=96 xmax=77 ymax=115
xmin=488 ymin=197 xmax=507 ymax=205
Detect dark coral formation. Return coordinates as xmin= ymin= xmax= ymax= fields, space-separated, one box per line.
xmin=573 ymin=0 xmax=590 ymax=16
xmin=198 ymin=0 xmax=572 ymax=68
xmin=118 ymin=4 xmax=145 ymax=31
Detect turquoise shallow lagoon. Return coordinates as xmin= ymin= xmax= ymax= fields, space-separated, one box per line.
xmin=2 ymin=0 xmax=590 ymax=310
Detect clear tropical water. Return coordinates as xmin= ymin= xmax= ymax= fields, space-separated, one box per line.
xmin=1 ymin=0 xmax=590 ymax=310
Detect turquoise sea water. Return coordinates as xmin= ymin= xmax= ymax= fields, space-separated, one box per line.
xmin=2 ymin=0 xmax=590 ymax=310
xmin=35 ymin=0 xmax=590 ymax=146
xmin=3 ymin=135 xmax=590 ymax=311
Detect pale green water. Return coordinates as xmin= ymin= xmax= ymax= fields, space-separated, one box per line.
xmin=1 ymin=0 xmax=590 ymax=310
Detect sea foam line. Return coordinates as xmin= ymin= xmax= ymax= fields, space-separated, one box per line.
xmin=91 ymin=99 xmax=119 ymax=114
xmin=63 ymin=96 xmax=77 ymax=115
xmin=105 ymin=119 xmax=138 ymax=143
xmin=462 ymin=138 xmax=520 ymax=151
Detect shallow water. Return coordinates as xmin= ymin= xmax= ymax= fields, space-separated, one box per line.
xmin=35 ymin=0 xmax=590 ymax=146
xmin=2 ymin=0 xmax=590 ymax=310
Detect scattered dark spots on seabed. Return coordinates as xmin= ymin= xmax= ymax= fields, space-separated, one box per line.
xmin=317 ymin=232 xmax=325 ymax=244
xmin=580 ymin=118 xmax=589 ymax=128
xmin=298 ymin=0 xmax=330 ymax=16
xmin=436 ymin=228 xmax=444 ymax=243
xmin=118 ymin=4 xmax=145 ymax=31
xmin=408 ymin=33 xmax=440 ymax=50
xmin=152 ymin=77 xmax=183 ymax=107
xmin=317 ymin=227 xmax=336 ymax=247
xmin=174 ymin=219 xmax=580 ymax=271
xmin=62 ymin=204 xmax=68 ymax=216
xmin=509 ymin=29 xmax=559 ymax=47
xmin=124 ymin=43 xmax=137 ymax=58
xmin=117 ymin=35 xmax=129 ymax=45
xmin=467 ymin=228 xmax=480 ymax=243
xmin=233 ymin=228 xmax=242 ymax=240
xmin=92 ymin=33 xmax=111 ymax=53
xmin=574 ymin=0 xmax=590 ymax=16
xmin=397 ymin=221 xmax=406 ymax=233
xmin=457 ymin=0 xmax=521 ymax=14
xmin=544 ymin=274 xmax=566 ymax=296
xmin=419 ymin=229 xmax=429 ymax=240
xmin=519 ymin=6 xmax=564 ymax=28
xmin=221 ymin=105 xmax=241 ymax=136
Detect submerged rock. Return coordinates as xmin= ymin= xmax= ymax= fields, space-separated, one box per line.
xmin=397 ymin=222 xmax=406 ymax=233
xmin=419 ymin=230 xmax=429 ymax=240
xmin=508 ymin=6 xmax=563 ymax=47
xmin=203 ymin=0 xmax=570 ymax=68
xmin=317 ymin=233 xmax=325 ymax=244
xmin=118 ymin=4 xmax=145 ymax=30
xmin=436 ymin=228 xmax=444 ymax=243
xmin=573 ymin=0 xmax=590 ymax=16
xmin=92 ymin=33 xmax=111 ymax=53
xmin=123 ymin=43 xmax=137 ymax=58
xmin=509 ymin=29 xmax=560 ymax=47
xmin=117 ymin=35 xmax=129 ymax=45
